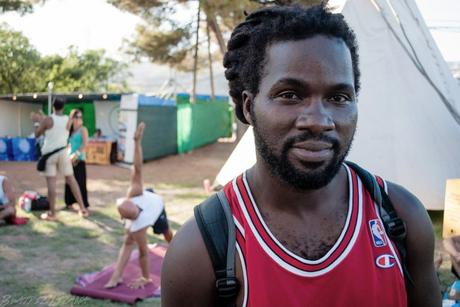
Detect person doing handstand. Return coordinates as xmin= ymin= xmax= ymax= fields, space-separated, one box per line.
xmin=105 ymin=122 xmax=173 ymax=289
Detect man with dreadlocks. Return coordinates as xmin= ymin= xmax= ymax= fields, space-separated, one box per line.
xmin=162 ymin=4 xmax=440 ymax=307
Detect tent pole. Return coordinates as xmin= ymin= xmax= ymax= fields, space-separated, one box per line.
xmin=18 ymin=103 xmax=22 ymax=137
xmin=47 ymin=82 xmax=53 ymax=115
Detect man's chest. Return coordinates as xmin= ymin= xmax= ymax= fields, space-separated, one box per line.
xmin=260 ymin=207 xmax=348 ymax=260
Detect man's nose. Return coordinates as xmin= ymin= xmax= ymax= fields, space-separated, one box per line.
xmin=295 ymin=99 xmax=335 ymax=135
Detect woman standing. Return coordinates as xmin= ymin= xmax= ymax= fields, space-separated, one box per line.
xmin=65 ymin=109 xmax=90 ymax=210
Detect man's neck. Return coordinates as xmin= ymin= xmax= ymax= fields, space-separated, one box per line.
xmin=246 ymin=160 xmax=348 ymax=215
xmin=54 ymin=110 xmax=64 ymax=115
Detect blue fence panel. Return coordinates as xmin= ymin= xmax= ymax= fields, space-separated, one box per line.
xmin=138 ymin=95 xmax=176 ymax=107
xmin=11 ymin=138 xmax=37 ymax=161
xmin=0 ymin=138 xmax=10 ymax=161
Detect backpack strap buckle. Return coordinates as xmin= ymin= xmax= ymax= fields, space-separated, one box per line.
xmin=216 ymin=276 xmax=240 ymax=299
xmin=385 ymin=216 xmax=407 ymax=241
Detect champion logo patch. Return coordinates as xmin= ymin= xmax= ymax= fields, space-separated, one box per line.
xmin=376 ymin=254 xmax=396 ymax=269
xmin=369 ymin=219 xmax=387 ymax=247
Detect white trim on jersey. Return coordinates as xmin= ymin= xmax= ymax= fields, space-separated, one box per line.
xmin=241 ymin=166 xmax=355 ymax=265
xmin=372 ymin=176 xmax=404 ymax=277
xmin=234 ymin=215 xmax=245 ymax=238
xmin=231 ymin=164 xmax=364 ymax=277
xmin=236 ymin=242 xmax=248 ymax=307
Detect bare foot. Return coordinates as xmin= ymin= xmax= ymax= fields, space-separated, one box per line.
xmin=129 ymin=277 xmax=152 ymax=289
xmin=78 ymin=209 xmax=89 ymax=218
xmin=40 ymin=212 xmax=57 ymax=221
xmin=63 ymin=204 xmax=78 ymax=212
xmin=104 ymin=277 xmax=123 ymax=289
xmin=133 ymin=122 xmax=145 ymax=142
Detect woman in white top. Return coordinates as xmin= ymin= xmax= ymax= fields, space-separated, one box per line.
xmin=0 ymin=175 xmax=16 ymax=223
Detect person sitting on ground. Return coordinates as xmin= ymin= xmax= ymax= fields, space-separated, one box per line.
xmin=105 ymin=122 xmax=173 ymax=289
xmin=0 ymin=175 xmax=16 ymax=224
xmin=444 ymin=235 xmax=460 ymax=279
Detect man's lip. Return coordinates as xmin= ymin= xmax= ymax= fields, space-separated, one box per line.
xmin=292 ymin=141 xmax=333 ymax=151
xmin=290 ymin=147 xmax=332 ymax=163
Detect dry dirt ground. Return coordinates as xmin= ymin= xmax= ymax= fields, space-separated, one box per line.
xmin=0 ymin=140 xmax=235 ymax=210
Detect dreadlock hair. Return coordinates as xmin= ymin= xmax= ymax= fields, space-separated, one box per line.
xmin=223 ymin=4 xmax=360 ymax=124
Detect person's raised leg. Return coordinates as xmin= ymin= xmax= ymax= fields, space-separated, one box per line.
xmin=42 ymin=176 xmax=57 ymax=221
xmin=126 ymin=122 xmax=145 ymax=198
xmin=64 ymin=175 xmax=88 ymax=217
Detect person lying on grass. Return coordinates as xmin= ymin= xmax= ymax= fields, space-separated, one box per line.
xmin=0 ymin=175 xmax=16 ymax=224
xmin=105 ymin=122 xmax=173 ymax=289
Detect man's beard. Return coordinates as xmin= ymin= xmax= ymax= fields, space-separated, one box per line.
xmin=252 ymin=116 xmax=353 ymax=190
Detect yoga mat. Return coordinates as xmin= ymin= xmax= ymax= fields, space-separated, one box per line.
xmin=70 ymin=243 xmax=166 ymax=305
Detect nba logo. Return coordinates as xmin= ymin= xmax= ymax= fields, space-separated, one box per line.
xmin=369 ymin=219 xmax=387 ymax=247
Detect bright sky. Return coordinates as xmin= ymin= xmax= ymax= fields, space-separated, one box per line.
xmin=0 ymin=0 xmax=458 ymax=62
xmin=0 ymin=0 xmax=141 ymax=59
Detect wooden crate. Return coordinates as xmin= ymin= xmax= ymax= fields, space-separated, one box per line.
xmin=86 ymin=141 xmax=112 ymax=165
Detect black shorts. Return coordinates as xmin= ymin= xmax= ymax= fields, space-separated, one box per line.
xmin=152 ymin=208 xmax=169 ymax=234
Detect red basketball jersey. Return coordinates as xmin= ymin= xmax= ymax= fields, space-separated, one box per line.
xmin=224 ymin=164 xmax=407 ymax=307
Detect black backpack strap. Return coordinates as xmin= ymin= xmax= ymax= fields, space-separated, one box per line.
xmin=194 ymin=190 xmax=240 ymax=306
xmin=345 ymin=161 xmax=414 ymax=285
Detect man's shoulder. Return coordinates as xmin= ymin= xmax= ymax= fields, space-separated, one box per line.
xmin=385 ymin=181 xmax=428 ymax=224
xmin=161 ymin=217 xmax=215 ymax=306
xmin=385 ymin=181 xmax=434 ymax=260
xmin=385 ymin=183 xmax=441 ymax=304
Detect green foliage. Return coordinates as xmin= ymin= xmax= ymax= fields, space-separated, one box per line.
xmin=109 ymin=0 xmax=324 ymax=70
xmin=40 ymin=47 xmax=130 ymax=93
xmin=0 ymin=24 xmax=41 ymax=93
xmin=0 ymin=0 xmax=44 ymax=15
xmin=0 ymin=25 xmax=129 ymax=94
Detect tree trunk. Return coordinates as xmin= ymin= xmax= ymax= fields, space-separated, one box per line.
xmin=192 ymin=1 xmax=201 ymax=103
xmin=207 ymin=14 xmax=226 ymax=55
xmin=206 ymin=19 xmax=215 ymax=101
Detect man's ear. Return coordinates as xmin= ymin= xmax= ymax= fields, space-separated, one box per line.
xmin=242 ymin=90 xmax=254 ymax=125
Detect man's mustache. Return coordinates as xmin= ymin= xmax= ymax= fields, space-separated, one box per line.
xmin=284 ymin=133 xmax=340 ymax=150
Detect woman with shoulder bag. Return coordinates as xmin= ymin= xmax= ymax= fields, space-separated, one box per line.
xmin=65 ymin=109 xmax=90 ymax=210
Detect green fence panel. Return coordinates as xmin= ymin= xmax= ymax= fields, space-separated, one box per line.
xmin=177 ymin=101 xmax=233 ymax=154
xmin=43 ymin=101 xmax=96 ymax=136
xmin=138 ymin=105 xmax=178 ymax=160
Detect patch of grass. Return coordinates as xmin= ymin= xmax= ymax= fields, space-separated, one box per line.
xmin=0 ymin=182 xmax=199 ymax=306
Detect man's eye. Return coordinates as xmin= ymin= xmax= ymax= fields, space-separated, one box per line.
xmin=277 ymin=92 xmax=301 ymax=100
xmin=328 ymin=94 xmax=351 ymax=104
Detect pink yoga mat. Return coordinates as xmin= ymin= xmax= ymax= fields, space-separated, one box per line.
xmin=70 ymin=243 xmax=167 ymax=305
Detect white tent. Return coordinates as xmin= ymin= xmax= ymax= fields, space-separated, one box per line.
xmin=215 ymin=0 xmax=460 ymax=210
xmin=0 ymin=100 xmax=41 ymax=137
